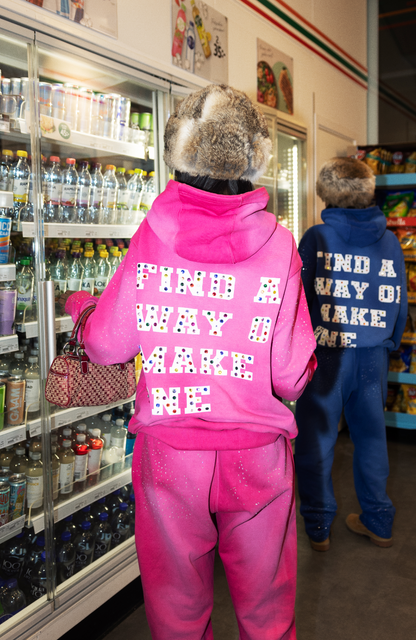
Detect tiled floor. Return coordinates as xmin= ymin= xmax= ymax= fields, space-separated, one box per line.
xmin=76 ymin=428 xmax=416 ymax=640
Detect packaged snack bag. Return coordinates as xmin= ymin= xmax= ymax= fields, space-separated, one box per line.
xmin=390 ymin=151 xmax=405 ymax=174
xmin=382 ymin=191 xmax=414 ymax=218
xmin=391 ymin=385 xmax=404 ymax=412
xmin=410 ymin=346 xmax=416 ymax=374
xmin=405 ymin=152 xmax=416 ymax=174
xmin=386 ymin=385 xmax=398 ymax=411
xmin=389 ymin=346 xmax=412 ymax=373
xmin=402 ymin=384 xmax=416 ymax=414
xmin=408 ymin=263 xmax=416 ymax=292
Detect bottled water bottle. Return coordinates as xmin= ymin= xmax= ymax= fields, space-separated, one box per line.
xmin=116 ymin=167 xmax=128 ymax=224
xmin=28 ymin=551 xmax=47 ymax=603
xmin=56 ymin=531 xmax=76 ymax=585
xmin=105 ymin=489 xmax=122 ymax=516
xmin=108 ymin=249 xmax=121 ymax=279
xmin=61 ymin=158 xmax=78 ymax=223
xmin=74 ymin=521 xmax=95 ymax=574
xmin=88 ymin=163 xmax=103 ymax=224
xmin=140 ymin=171 xmax=156 ymax=218
xmin=11 ymin=150 xmax=30 ymax=223
xmin=81 ymin=250 xmax=96 ymax=294
xmin=67 ymin=252 xmax=84 ymax=292
xmin=0 ymin=578 xmax=26 ymax=620
xmin=126 ymin=493 xmax=135 ymax=536
xmin=43 ymin=156 xmax=62 ymax=222
xmin=0 ymin=532 xmax=27 ymax=579
xmin=76 ymin=161 xmax=91 ymax=224
xmin=110 ymin=419 xmax=126 ymax=473
xmin=56 ymin=516 xmax=77 ymax=543
xmin=49 ymin=250 xmax=67 ymax=313
xmin=74 ymin=505 xmax=95 ymax=530
xmin=0 ymin=149 xmax=14 ymax=191
xmin=15 ymin=257 xmax=34 ymax=323
xmin=92 ymin=512 xmax=112 ymax=560
xmin=20 ymin=534 xmax=45 ymax=597
xmin=100 ymin=413 xmax=113 ymax=450
xmin=18 ymin=173 xmax=35 ymax=225
xmin=91 ymin=496 xmax=108 ymax=520
xmin=100 ymin=164 xmax=117 ymax=224
xmin=95 ymin=250 xmax=110 ymax=297
xmin=110 ymin=502 xmax=131 ymax=548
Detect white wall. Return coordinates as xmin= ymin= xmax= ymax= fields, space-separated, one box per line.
xmin=0 ymin=0 xmax=368 ymax=224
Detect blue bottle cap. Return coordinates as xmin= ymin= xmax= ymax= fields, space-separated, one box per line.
xmin=16 ymin=532 xmax=25 ymax=538
xmin=82 ymin=505 xmax=91 ymax=512
xmin=41 ymin=551 xmax=46 ymax=562
xmin=81 ymin=521 xmax=91 ymax=530
xmin=64 ymin=515 xmax=73 ymax=522
xmin=97 ymin=497 xmax=106 ymax=504
xmin=37 ymin=535 xmax=45 ymax=546
xmin=6 ymin=578 xmax=18 ymax=589
xmin=99 ymin=512 xmax=109 ymax=521
xmin=61 ymin=531 xmax=71 ymax=541
xmin=112 ymin=489 xmax=120 ymax=496
xmin=120 ymin=502 xmax=128 ymax=511
xmin=129 ymin=493 xmax=135 ymax=503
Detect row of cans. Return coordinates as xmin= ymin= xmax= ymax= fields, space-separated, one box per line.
xmin=0 ymin=472 xmax=26 ymax=526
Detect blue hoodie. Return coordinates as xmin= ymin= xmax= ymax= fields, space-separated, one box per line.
xmin=298 ymin=206 xmax=407 ymax=350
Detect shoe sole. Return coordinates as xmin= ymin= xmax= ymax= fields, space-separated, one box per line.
xmin=346 ymin=517 xmax=393 ymax=548
xmin=309 ymin=538 xmax=330 ymax=552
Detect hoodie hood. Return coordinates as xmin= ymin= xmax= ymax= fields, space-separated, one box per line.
xmin=146 ymin=180 xmax=276 ymax=264
xmin=321 ymin=206 xmax=387 ymax=247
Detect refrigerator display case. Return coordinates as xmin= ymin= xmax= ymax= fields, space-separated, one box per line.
xmin=257 ymin=113 xmax=307 ymax=246
xmin=0 ymin=19 xmax=178 ymax=639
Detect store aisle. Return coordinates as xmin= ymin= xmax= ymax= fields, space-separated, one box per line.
xmin=63 ymin=427 xmax=416 ymax=640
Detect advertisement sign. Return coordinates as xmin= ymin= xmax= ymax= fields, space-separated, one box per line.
xmin=25 ymin=0 xmax=118 ymax=38
xmin=171 ymin=0 xmax=228 ymax=84
xmin=257 ymin=38 xmax=294 ymax=115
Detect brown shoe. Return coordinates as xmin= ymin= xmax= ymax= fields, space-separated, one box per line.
xmin=309 ymin=537 xmax=330 ymax=552
xmin=346 ymin=514 xmax=393 ymax=548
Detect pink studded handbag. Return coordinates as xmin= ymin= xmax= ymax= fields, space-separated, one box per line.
xmin=45 ymin=305 xmax=136 ymax=408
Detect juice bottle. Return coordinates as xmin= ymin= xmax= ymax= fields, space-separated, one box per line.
xmin=51 ymin=444 xmax=61 ymax=501
xmin=172 ymin=3 xmax=187 ymax=58
xmin=26 ymin=451 xmax=43 ymax=512
xmin=58 ymin=439 xmax=75 ymax=497
xmin=191 ymin=0 xmax=211 ymax=58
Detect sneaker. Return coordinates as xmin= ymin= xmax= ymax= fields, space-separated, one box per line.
xmin=345 ymin=514 xmax=393 ymax=548
xmin=309 ymin=536 xmax=330 ymax=552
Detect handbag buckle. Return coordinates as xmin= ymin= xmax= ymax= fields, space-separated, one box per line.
xmin=63 ymin=340 xmax=77 ymax=355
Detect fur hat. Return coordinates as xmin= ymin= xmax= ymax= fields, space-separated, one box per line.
xmin=316 ymin=157 xmax=375 ymax=209
xmin=164 ymin=84 xmax=272 ymax=183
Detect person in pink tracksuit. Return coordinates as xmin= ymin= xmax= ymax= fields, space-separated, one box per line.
xmin=65 ymin=84 xmax=317 ymax=640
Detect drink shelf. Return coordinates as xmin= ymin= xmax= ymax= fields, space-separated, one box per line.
xmin=385 ymin=411 xmax=416 ymax=429
xmin=0 ymin=515 xmax=26 ymax=545
xmin=19 ymin=117 xmax=148 ymax=160
xmin=16 ymin=315 xmax=74 ymax=338
xmin=0 ymin=334 xmax=19 ymax=355
xmin=376 ymin=174 xmax=416 ymax=188
xmin=29 ymin=465 xmax=132 ymax=534
xmin=21 ymin=222 xmax=139 ymax=239
xmin=28 ymin=394 xmax=136 ymax=437
xmin=0 ymin=423 xmax=26 ymax=449
xmin=0 ymin=264 xmax=16 ymax=282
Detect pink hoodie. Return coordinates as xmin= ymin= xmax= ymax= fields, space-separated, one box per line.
xmin=66 ymin=180 xmax=316 ymax=450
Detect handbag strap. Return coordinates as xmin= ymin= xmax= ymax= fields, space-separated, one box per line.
xmin=67 ymin=304 xmax=96 ymax=351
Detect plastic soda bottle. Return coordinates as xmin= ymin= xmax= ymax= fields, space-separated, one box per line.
xmin=15 ymin=257 xmax=33 ymax=323
xmin=74 ymin=521 xmax=95 ymax=574
xmin=44 ymin=156 xmax=62 ymax=222
xmin=88 ymin=162 xmax=103 ymax=224
xmin=101 ymin=164 xmax=117 ymax=224
xmin=56 ymin=531 xmax=75 ymax=585
xmin=116 ymin=167 xmax=128 ymax=224
xmin=61 ymin=158 xmax=78 ymax=223
xmin=95 ymin=250 xmax=110 ymax=297
xmin=92 ymin=511 xmax=112 ymax=560
xmin=67 ymin=252 xmax=84 ymax=292
xmin=110 ymin=502 xmax=131 ymax=548
xmin=76 ymin=161 xmax=91 ymax=224
xmin=81 ymin=250 xmax=96 ymax=295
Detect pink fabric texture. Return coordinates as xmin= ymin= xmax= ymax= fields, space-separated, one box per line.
xmin=66 ymin=180 xmax=316 ymax=451
xmin=132 ymin=432 xmax=297 ymax=640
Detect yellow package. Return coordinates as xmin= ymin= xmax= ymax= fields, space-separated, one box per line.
xmin=408 ymin=263 xmax=416 ymax=292
xmin=410 ymin=347 xmax=416 ymax=374
xmin=391 ymin=385 xmax=404 ymax=412
xmin=405 ymin=152 xmax=416 ymax=174
xmin=402 ymin=384 xmax=416 ymax=414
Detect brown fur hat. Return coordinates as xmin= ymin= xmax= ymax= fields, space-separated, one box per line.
xmin=164 ymin=84 xmax=272 ymax=183
xmin=316 ymin=157 xmax=375 ymax=209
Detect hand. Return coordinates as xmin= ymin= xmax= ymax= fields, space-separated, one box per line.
xmin=57 ymin=290 xmax=77 ymax=317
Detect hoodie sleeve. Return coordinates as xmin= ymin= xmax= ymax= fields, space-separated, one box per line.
xmin=271 ymin=241 xmax=317 ymax=401
xmin=390 ymin=250 xmax=408 ymax=351
xmin=297 ymin=227 xmax=317 ymax=311
xmin=65 ymin=233 xmax=141 ymax=365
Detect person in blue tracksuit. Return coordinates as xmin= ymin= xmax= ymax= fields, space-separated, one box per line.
xmin=295 ymin=157 xmax=407 ymax=551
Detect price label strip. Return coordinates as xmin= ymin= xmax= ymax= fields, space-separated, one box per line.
xmin=0 ymin=335 xmax=19 ymax=355
xmin=0 ymin=425 xmax=26 ymax=449
xmin=0 ymin=515 xmax=25 ymax=544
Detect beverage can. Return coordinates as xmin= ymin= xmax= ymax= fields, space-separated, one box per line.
xmin=78 ymin=88 xmax=93 ymax=134
xmin=139 ymin=112 xmax=153 ymax=131
xmin=0 ymin=470 xmax=12 ymax=484
xmin=52 ymin=85 xmax=66 ymax=120
xmin=63 ymin=84 xmax=79 ymax=130
xmin=0 ymin=481 xmax=10 ymax=525
xmin=0 ymin=214 xmax=12 ymax=264
xmin=39 ymin=82 xmax=53 ymax=117
xmin=6 ymin=376 xmax=26 ymax=426
xmin=1 ymin=78 xmax=11 ymax=96
xmin=115 ymin=97 xmax=131 ymax=142
xmin=11 ymin=78 xmax=22 ymax=96
xmin=8 ymin=473 xmax=26 ymax=520
xmin=102 ymin=94 xmax=120 ymax=139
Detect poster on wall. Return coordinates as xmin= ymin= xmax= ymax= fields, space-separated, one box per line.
xmin=171 ymin=0 xmax=228 ymax=84
xmin=25 ymin=0 xmax=118 ymax=38
xmin=257 ymin=38 xmax=293 ymax=116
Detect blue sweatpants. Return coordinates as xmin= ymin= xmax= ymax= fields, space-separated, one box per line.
xmin=295 ymin=346 xmax=395 ymax=541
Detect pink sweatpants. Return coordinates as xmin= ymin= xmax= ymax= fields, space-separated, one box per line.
xmin=132 ymin=433 xmax=297 ymax=640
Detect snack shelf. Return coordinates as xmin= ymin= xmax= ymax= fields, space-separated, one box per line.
xmin=21 ymin=222 xmax=139 ymax=239
xmin=385 ymin=411 xmax=416 ymax=429
xmin=16 ymin=315 xmax=74 ymax=338
xmin=29 ymin=465 xmax=132 ymax=534
xmin=19 ymin=117 xmax=149 ymax=161
xmin=388 ymin=371 xmax=416 ymax=384
xmin=386 ymin=218 xmax=416 ymax=227
xmin=400 ymin=333 xmax=416 ymax=345
xmin=375 ymin=174 xmax=416 ymax=188
xmin=0 ymin=264 xmax=16 ymax=281
xmin=0 ymin=334 xmax=19 ymax=355
xmin=0 ymin=515 xmax=26 ymax=545
xmin=27 ymin=394 xmax=135 ymax=438
xmin=407 ymin=292 xmax=416 ymax=304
